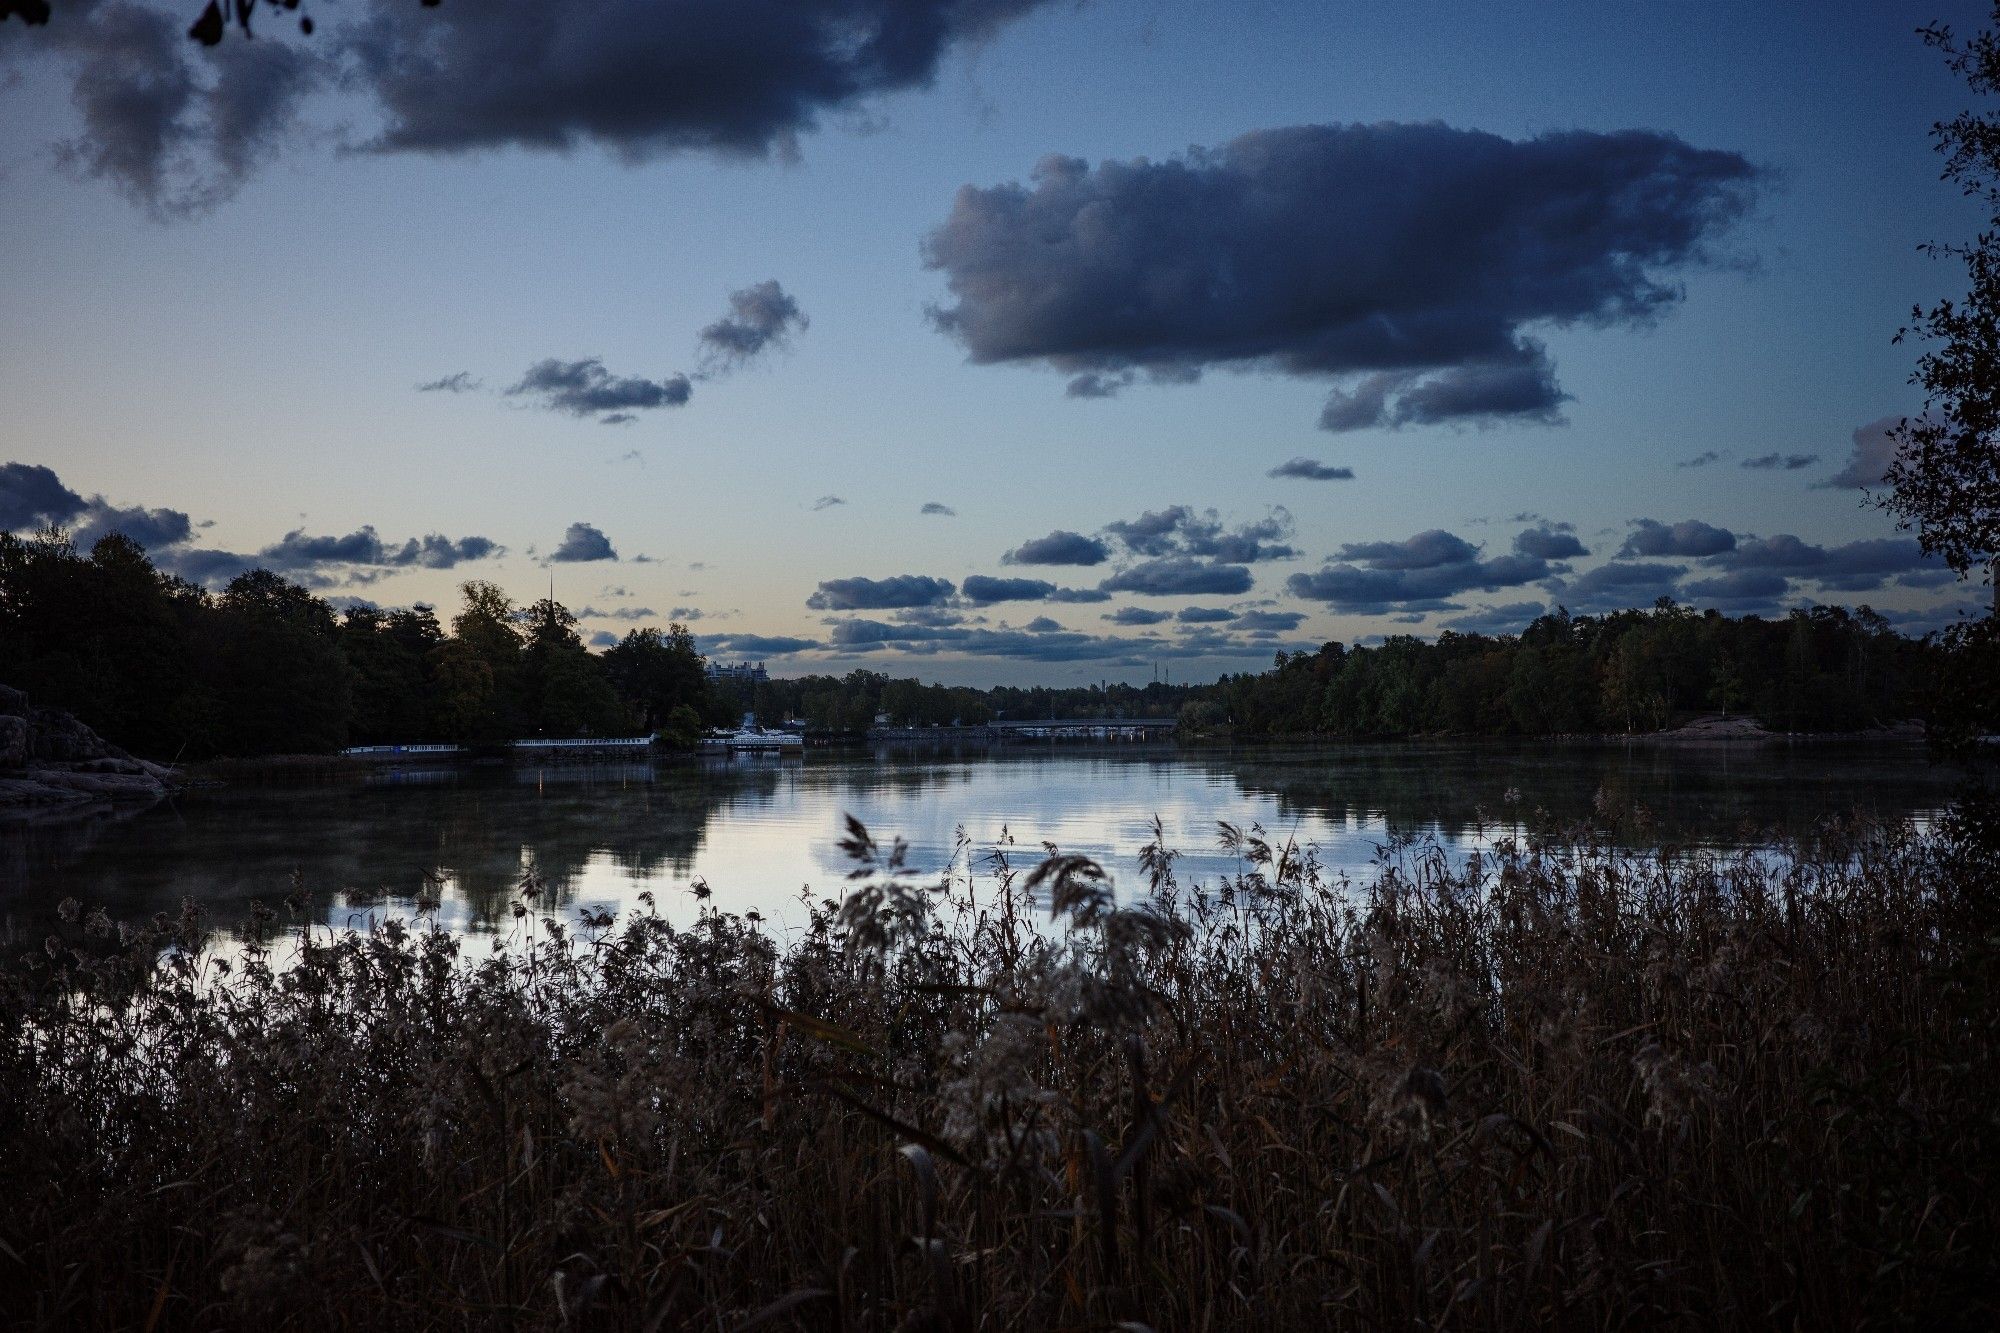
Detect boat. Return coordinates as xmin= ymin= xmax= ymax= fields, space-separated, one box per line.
xmin=700 ymin=715 xmax=805 ymax=754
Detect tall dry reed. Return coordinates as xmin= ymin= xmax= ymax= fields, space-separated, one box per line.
xmin=2 ymin=806 xmax=1996 ymax=1330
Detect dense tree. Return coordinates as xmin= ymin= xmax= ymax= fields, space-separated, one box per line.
xmin=601 ymin=626 xmax=709 ymax=738
xmin=1889 ymin=15 xmax=2000 ymax=594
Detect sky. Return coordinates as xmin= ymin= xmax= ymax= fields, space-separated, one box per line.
xmin=0 ymin=0 xmax=1994 ymax=684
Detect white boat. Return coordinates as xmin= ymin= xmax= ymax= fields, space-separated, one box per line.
xmin=700 ymin=716 xmax=804 ymax=753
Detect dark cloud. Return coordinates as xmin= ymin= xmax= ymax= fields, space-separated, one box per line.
xmin=1003 ymin=529 xmax=1110 ymax=566
xmin=1619 ymin=518 xmax=1736 ymax=558
xmin=1680 ymin=570 xmax=1789 ymax=607
xmin=1103 ymin=505 xmax=1295 ymax=562
xmin=576 ymin=606 xmax=659 ymax=621
xmin=1439 ymin=601 xmax=1547 ymax=635
xmin=1513 ymin=525 xmax=1588 ymax=560
xmin=1100 ymin=558 xmax=1256 ymax=597
xmin=548 ymin=522 xmax=619 ymax=563
xmin=348 ymin=0 xmax=1055 ymax=160
xmin=698 ymin=280 xmax=808 ymax=370
xmin=417 ymin=371 xmax=481 ymax=393
xmin=1709 ymin=534 xmax=1942 ymax=592
xmin=1336 ymin=529 xmax=1481 ymax=570
xmin=1103 ymin=606 xmax=1172 ymax=626
xmin=1064 ymin=372 xmax=1129 ymax=399
xmin=812 ymin=495 xmax=847 ymax=512
xmin=1676 ymin=450 xmax=1721 ymax=469
xmin=1175 ymin=606 xmax=1236 ymax=624
xmin=700 ymin=633 xmax=821 ymax=656
xmin=1267 ymin=456 xmax=1354 ymax=481
xmin=20 ymin=2 xmax=323 ymax=215
xmin=821 ymin=614 xmax=1314 ymax=664
xmin=599 ymin=413 xmax=638 ymax=426
xmin=1289 ymin=528 xmax=1552 ymax=613
xmin=806 ymin=574 xmax=955 ymax=611
xmin=155 ymin=547 xmax=261 ymax=588
xmin=960 ymin=574 xmax=1056 ymax=604
xmin=920 ymin=502 xmax=956 ymax=516
xmin=589 ymin=630 xmax=620 ymax=649
xmin=0 ymin=462 xmax=89 ymax=530
xmin=1554 ymin=560 xmax=1686 ymax=610
xmin=72 ymin=502 xmax=195 ymax=551
xmin=1821 ymin=416 xmax=1900 ymax=490
xmin=1741 ymin=452 xmax=1819 ymax=471
xmin=257 ymin=527 xmax=503 ymax=571
xmin=1231 ymin=609 xmax=1305 ymax=632
xmin=1046 ymin=586 xmax=1112 ymax=603
xmin=507 ymin=358 xmax=692 ymax=420
xmin=925 ymin=123 xmax=1759 ymax=430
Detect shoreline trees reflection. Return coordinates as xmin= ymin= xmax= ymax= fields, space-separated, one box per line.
xmin=3 ymin=746 xmax=1958 ymax=940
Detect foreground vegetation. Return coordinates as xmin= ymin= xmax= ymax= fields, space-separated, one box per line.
xmin=4 ymin=805 xmax=1996 ymax=1330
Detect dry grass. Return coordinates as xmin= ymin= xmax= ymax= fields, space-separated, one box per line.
xmin=2 ymin=805 xmax=1996 ymax=1331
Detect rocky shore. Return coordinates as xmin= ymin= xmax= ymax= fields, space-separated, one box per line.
xmin=0 ymin=685 xmax=175 ymax=810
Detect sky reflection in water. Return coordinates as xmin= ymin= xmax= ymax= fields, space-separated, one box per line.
xmin=2 ymin=744 xmax=1961 ymax=944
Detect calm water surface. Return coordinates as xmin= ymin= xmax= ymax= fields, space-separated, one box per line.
xmin=1 ymin=742 xmax=1961 ymax=942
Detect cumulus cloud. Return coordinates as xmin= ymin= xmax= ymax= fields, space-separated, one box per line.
xmin=548 ymin=522 xmax=619 ymax=563
xmin=1103 ymin=505 xmax=1295 ymax=562
xmin=1513 ymin=525 xmax=1588 ymax=560
xmin=257 ymin=526 xmax=503 ymax=571
xmin=699 ymin=633 xmax=821 ymax=656
xmin=1439 ymin=601 xmax=1547 ymax=635
xmin=960 ymin=575 xmax=1056 ymax=604
xmin=926 ymin=122 xmax=1759 ymax=430
xmin=1676 ymin=450 xmax=1722 ymax=469
xmin=1175 ymin=606 xmax=1235 ymax=624
xmin=1103 ymin=606 xmax=1172 ymax=626
xmin=1821 ymin=416 xmax=1901 ymax=490
xmin=576 ymin=605 xmax=659 ymax=621
xmin=11 ymin=2 xmax=324 ymax=216
xmin=1709 ymin=534 xmax=1943 ymax=592
xmin=1101 ymin=558 xmax=1255 ymax=597
xmin=1231 ymin=609 xmax=1305 ymax=632
xmin=1741 ymin=452 xmax=1819 ymax=471
xmin=1554 ymin=561 xmax=1686 ymax=610
xmin=1268 ymin=457 xmax=1354 ymax=480
xmin=417 ymin=371 xmax=481 ymax=393
xmin=72 ymin=502 xmax=195 ymax=551
xmin=698 ymin=280 xmax=808 ymax=371
xmin=1619 ymin=518 xmax=1736 ymax=558
xmin=806 ymin=574 xmax=955 ymax=611
xmin=1336 ymin=529 xmax=1480 ymax=570
xmin=348 ymin=0 xmax=1057 ymax=160
xmin=507 ymin=358 xmax=692 ymax=420
xmin=1681 ymin=570 xmax=1789 ymax=607
xmin=920 ymin=501 xmax=956 ymax=516
xmin=0 ymin=462 xmax=89 ymax=530
xmin=1046 ymin=586 xmax=1112 ymax=603
xmin=1288 ymin=527 xmax=1553 ymax=613
xmin=1003 ymin=529 xmax=1110 ymax=566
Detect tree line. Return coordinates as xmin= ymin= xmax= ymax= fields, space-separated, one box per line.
xmin=1200 ymin=601 xmax=1931 ymax=739
xmin=0 ymin=530 xmax=715 ymax=759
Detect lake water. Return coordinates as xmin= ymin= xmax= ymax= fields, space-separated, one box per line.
xmin=0 ymin=742 xmax=1962 ymax=943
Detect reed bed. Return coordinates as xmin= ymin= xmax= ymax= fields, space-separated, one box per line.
xmin=2 ymin=807 xmax=1996 ymax=1331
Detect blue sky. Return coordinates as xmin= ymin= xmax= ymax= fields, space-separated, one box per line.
xmin=0 ymin=0 xmax=1991 ymax=682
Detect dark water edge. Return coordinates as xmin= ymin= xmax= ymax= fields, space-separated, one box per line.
xmin=1 ymin=739 xmax=1964 ymax=943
